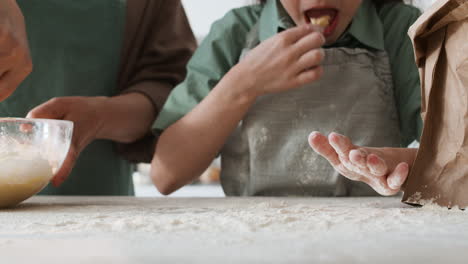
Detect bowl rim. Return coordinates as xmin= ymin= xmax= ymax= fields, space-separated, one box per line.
xmin=0 ymin=118 xmax=73 ymax=126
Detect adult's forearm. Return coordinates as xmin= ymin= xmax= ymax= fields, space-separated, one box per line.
xmin=96 ymin=93 xmax=156 ymax=143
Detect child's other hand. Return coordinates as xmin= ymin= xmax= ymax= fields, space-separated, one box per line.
xmin=308 ymin=131 xmax=417 ymax=196
xmin=234 ymin=25 xmax=325 ymax=98
xmin=27 ymin=97 xmax=106 ymax=187
xmin=0 ymin=0 xmax=32 ymax=101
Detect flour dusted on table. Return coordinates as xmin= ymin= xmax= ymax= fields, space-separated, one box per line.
xmin=2 ymin=197 xmax=468 ymax=263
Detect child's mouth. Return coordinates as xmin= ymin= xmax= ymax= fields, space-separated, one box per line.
xmin=304 ymin=8 xmax=339 ymax=36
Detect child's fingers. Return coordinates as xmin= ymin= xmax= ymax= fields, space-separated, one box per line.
xmin=308 ymin=131 xmax=340 ymax=166
xmin=349 ymin=149 xmax=367 ymax=169
xmin=296 ymin=66 xmax=323 ymax=86
xmin=279 ymin=25 xmax=315 ymax=44
xmin=386 ymin=162 xmax=409 ymax=190
xmin=296 ymin=49 xmax=324 ymax=73
xmin=328 ymin=132 xmax=355 ymax=157
xmin=293 ymin=32 xmax=325 ymax=57
xmin=372 ymin=178 xmax=399 ymax=196
xmin=366 ymin=154 xmax=388 ymax=177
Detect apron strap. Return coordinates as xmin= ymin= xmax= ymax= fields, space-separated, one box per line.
xmin=240 ymin=22 xmax=261 ymax=59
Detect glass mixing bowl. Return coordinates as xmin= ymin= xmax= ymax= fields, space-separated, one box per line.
xmin=0 ymin=118 xmax=73 ymax=208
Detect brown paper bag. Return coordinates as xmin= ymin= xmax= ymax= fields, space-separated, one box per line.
xmin=402 ymin=0 xmax=468 ymax=209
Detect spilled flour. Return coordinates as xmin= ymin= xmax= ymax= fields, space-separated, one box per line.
xmin=405 ymin=192 xmax=465 ymax=210
xmin=1 ymin=197 xmax=468 ymax=263
xmin=2 ymin=197 xmax=467 ymax=236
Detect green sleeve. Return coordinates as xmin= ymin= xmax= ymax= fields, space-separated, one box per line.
xmin=379 ymin=4 xmax=423 ymax=146
xmin=152 ymin=6 xmax=261 ymax=132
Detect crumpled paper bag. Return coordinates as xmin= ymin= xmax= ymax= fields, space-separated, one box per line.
xmin=402 ymin=0 xmax=468 ymax=209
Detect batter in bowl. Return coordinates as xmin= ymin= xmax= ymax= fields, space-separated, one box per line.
xmin=0 ymin=153 xmax=53 ymax=208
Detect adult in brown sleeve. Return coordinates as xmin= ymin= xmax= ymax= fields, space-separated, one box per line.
xmin=3 ymin=0 xmax=196 ymax=195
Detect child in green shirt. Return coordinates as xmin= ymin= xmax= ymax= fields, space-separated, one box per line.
xmin=152 ymin=0 xmax=422 ymax=197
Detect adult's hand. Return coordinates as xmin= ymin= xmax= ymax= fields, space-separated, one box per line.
xmin=0 ymin=0 xmax=32 ymax=101
xmin=27 ymin=93 xmax=156 ymax=187
xmin=27 ymin=97 xmax=107 ymax=187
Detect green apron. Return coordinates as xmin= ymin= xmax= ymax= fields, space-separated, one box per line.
xmin=3 ymin=0 xmax=134 ymax=195
xmin=221 ymin=24 xmax=401 ymax=196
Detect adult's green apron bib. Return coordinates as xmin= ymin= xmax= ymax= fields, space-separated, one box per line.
xmin=221 ymin=24 xmax=401 ymax=196
xmin=2 ymin=0 xmax=134 ymax=195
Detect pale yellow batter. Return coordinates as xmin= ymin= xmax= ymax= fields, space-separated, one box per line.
xmin=0 ymin=153 xmax=53 ymax=208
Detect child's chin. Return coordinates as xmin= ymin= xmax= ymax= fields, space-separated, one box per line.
xmin=324 ymin=34 xmax=338 ymax=45
xmin=325 ymin=27 xmax=346 ymax=44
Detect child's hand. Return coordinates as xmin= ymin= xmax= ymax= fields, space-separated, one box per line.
xmin=308 ymin=131 xmax=418 ymax=196
xmin=0 ymin=0 xmax=32 ymax=101
xmin=233 ymin=25 xmax=325 ymax=98
xmin=27 ymin=97 xmax=106 ymax=187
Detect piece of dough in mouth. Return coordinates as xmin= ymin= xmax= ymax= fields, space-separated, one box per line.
xmin=310 ymin=15 xmax=331 ymax=27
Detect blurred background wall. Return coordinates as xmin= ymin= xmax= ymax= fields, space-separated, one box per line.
xmin=181 ymin=0 xmax=437 ymax=41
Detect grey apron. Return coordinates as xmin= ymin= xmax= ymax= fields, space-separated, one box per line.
xmin=221 ymin=24 xmax=401 ymax=196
